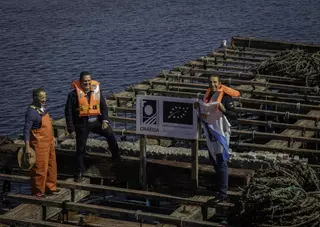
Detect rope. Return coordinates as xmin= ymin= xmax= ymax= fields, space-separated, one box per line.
xmin=197 ymin=92 xmax=201 ymax=100
xmin=250 ymin=49 xmax=320 ymax=87
xmin=240 ymin=162 xmax=320 ymax=227
xmin=121 ymin=129 xmax=126 ymax=137
xmin=135 ymin=210 xmax=142 ymax=221
xmin=285 ymin=112 xmax=290 ymax=120
xmin=165 ymin=81 xmax=169 ymax=89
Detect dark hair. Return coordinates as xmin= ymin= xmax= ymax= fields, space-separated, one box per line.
xmin=33 ymin=88 xmax=45 ymax=99
xmin=79 ymin=71 xmax=91 ymax=81
xmin=210 ymin=75 xmax=221 ymax=82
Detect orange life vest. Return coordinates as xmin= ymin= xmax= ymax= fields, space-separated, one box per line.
xmin=72 ymin=80 xmax=101 ymax=117
xmin=203 ymin=84 xmax=240 ymax=103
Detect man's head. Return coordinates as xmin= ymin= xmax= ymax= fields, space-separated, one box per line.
xmin=79 ymin=71 xmax=91 ymax=93
xmin=33 ymin=88 xmax=46 ymax=107
xmin=209 ymin=75 xmax=222 ymax=91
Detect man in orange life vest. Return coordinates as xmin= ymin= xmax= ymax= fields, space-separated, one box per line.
xmin=24 ymin=88 xmax=59 ymax=197
xmin=195 ymin=75 xmax=240 ymax=202
xmin=65 ymin=71 xmax=121 ymax=182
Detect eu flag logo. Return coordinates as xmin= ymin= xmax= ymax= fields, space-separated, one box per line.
xmin=163 ymin=101 xmax=193 ymax=125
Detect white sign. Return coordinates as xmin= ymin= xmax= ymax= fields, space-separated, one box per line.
xmin=136 ymin=95 xmax=198 ymax=139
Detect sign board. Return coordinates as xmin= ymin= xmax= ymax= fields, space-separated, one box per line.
xmin=136 ymin=95 xmax=198 ymax=139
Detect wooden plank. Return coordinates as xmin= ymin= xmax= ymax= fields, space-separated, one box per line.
xmin=139 ymin=135 xmax=147 ymax=190
xmin=0 ymin=215 xmax=75 ymax=227
xmin=187 ymin=60 xmax=249 ymax=72
xmin=225 ymin=46 xmax=280 ymax=54
xmin=191 ymin=139 xmax=199 ymax=188
xmin=232 ymin=36 xmax=320 ymax=53
xmin=217 ymin=48 xmax=274 ymax=57
xmin=238 ymin=119 xmax=320 ymax=132
xmin=54 ymin=117 xmax=320 ymax=144
xmin=264 ymin=109 xmax=320 ymax=149
xmin=145 ymin=77 xmax=317 ymax=94
xmin=4 ymin=178 xmax=89 ymax=220
xmin=210 ymin=52 xmax=265 ymax=62
xmin=60 ymin=105 xmax=319 ymax=122
xmin=168 ymin=86 xmax=320 ymax=103
xmin=0 ymin=143 xmax=252 ymax=190
xmin=157 ymin=195 xmax=215 ymax=227
xmin=108 ymin=90 xmax=320 ymax=111
xmin=170 ymin=67 xmax=303 ymax=84
xmin=51 ymin=211 xmax=156 ymax=227
xmin=0 ymin=173 xmax=240 ymax=208
xmin=6 ymin=194 xmax=223 ymax=227
xmin=197 ymin=57 xmax=257 ymax=66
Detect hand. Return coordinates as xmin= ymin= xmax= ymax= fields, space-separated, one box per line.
xmin=25 ymin=146 xmax=32 ymax=159
xmin=102 ymin=122 xmax=109 ymax=130
xmin=194 ymin=102 xmax=199 ymax=109
xmin=69 ymin=132 xmax=76 ymax=139
xmin=218 ymin=103 xmax=226 ymax=112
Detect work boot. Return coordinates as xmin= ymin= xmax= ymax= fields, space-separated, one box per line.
xmin=207 ymin=196 xmax=229 ymax=205
xmin=46 ymin=188 xmax=62 ymax=196
xmin=35 ymin=192 xmax=46 ymax=198
xmin=74 ymin=172 xmax=85 ymax=183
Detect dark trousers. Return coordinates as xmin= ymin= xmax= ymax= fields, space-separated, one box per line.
xmin=209 ymin=153 xmax=228 ymax=199
xmin=75 ymin=120 xmax=120 ymax=173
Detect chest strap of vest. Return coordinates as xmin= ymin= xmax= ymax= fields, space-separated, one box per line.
xmin=76 ymin=104 xmax=100 ymax=111
xmin=30 ymin=105 xmax=45 ymax=116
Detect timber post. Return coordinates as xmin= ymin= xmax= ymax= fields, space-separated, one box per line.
xmin=139 ymin=134 xmax=147 ymax=190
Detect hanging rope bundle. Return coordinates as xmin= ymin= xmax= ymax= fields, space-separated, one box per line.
xmin=240 ymin=162 xmax=320 ymax=227
xmin=251 ymin=49 xmax=320 ymax=87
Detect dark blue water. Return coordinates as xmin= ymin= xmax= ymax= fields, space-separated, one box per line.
xmin=1 ymin=0 xmax=319 ymax=136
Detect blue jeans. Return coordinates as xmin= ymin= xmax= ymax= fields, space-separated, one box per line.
xmin=210 ymin=153 xmax=228 ymax=199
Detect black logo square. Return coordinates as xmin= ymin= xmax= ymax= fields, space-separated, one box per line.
xmin=142 ymin=99 xmax=158 ymax=125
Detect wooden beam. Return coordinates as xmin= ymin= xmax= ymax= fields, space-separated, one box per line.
xmin=231 ymin=36 xmax=320 ymax=53
xmin=263 ymin=109 xmax=320 ymax=150
xmin=236 ymin=107 xmax=319 ymax=121
xmin=53 ymin=117 xmax=320 ymax=144
xmin=0 ymin=174 xmax=240 ymax=208
xmin=196 ymin=58 xmax=257 ymax=66
xmin=238 ymin=119 xmax=320 ymax=132
xmin=231 ymin=129 xmax=320 ymax=144
xmin=7 ymin=194 xmax=223 ymax=227
xmin=209 ymin=52 xmax=265 ymax=62
xmin=166 ymin=86 xmax=320 ymax=103
xmin=146 ymin=77 xmax=318 ymax=94
xmin=225 ymin=46 xmax=280 ymax=54
xmin=217 ymin=48 xmax=274 ymax=57
xmin=0 ymin=215 xmax=75 ymax=227
xmin=228 ymin=141 xmax=320 ymax=155
xmin=139 ymin=135 xmax=147 ymax=190
xmin=111 ymin=86 xmax=320 ymax=110
xmin=160 ymin=70 xmax=318 ymax=89
xmin=0 ymin=143 xmax=252 ymax=189
xmin=187 ymin=60 xmax=249 ymax=72
xmin=157 ymin=195 xmax=216 ymax=227
xmin=4 ymin=178 xmax=90 ymax=221
xmin=191 ymin=139 xmax=199 ymax=188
